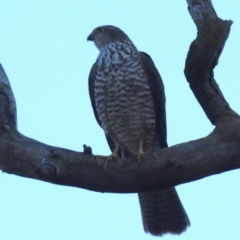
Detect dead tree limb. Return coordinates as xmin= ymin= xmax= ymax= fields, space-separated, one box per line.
xmin=185 ymin=0 xmax=238 ymax=125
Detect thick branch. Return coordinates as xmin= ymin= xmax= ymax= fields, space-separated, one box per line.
xmin=185 ymin=0 xmax=239 ymax=125
xmin=0 ymin=65 xmax=17 ymax=128
xmin=1 ymin=119 xmax=240 ymax=193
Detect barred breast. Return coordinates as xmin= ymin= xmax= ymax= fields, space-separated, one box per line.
xmin=93 ymin=42 xmax=157 ymax=155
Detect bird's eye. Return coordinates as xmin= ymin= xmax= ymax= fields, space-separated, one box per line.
xmin=98 ymin=28 xmax=105 ymax=33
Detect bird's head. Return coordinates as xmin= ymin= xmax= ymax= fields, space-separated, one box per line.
xmin=87 ymin=25 xmax=132 ymax=50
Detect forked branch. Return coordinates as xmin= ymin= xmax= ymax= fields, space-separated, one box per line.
xmin=0 ymin=0 xmax=239 ymax=193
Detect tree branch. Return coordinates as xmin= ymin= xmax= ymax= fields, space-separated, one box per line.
xmin=0 ymin=65 xmax=17 ymax=128
xmin=0 ymin=1 xmax=240 ymax=193
xmin=185 ymin=0 xmax=239 ymax=125
xmin=1 ymin=116 xmax=240 ymax=193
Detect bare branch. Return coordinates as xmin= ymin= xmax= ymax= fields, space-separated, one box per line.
xmin=0 ymin=97 xmax=240 ymax=193
xmin=185 ymin=0 xmax=239 ymax=125
xmin=0 ymin=64 xmax=17 ymax=128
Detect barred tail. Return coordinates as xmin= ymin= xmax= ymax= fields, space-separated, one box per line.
xmin=138 ymin=187 xmax=190 ymax=236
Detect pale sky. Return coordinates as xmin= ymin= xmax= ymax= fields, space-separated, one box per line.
xmin=0 ymin=1 xmax=240 ymax=240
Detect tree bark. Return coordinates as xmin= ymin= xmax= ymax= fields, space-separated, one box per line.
xmin=185 ymin=0 xmax=238 ymax=125
xmin=0 ymin=0 xmax=239 ymax=193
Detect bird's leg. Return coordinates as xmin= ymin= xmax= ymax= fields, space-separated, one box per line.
xmin=132 ymin=138 xmax=145 ymax=162
xmin=103 ymin=142 xmax=119 ymax=169
xmin=137 ymin=138 xmax=145 ymax=162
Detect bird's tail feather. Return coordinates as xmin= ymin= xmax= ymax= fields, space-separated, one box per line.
xmin=138 ymin=187 xmax=190 ymax=236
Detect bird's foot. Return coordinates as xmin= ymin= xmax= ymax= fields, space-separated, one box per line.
xmin=96 ymin=143 xmax=119 ymax=169
xmin=103 ymin=151 xmax=118 ymax=169
xmin=93 ymin=154 xmax=115 ymax=169
xmin=132 ymin=149 xmax=145 ymax=162
xmin=132 ymin=138 xmax=145 ymax=162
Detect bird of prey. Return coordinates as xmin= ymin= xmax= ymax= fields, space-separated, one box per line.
xmin=87 ymin=25 xmax=190 ymax=236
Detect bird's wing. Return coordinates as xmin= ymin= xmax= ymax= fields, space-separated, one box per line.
xmin=88 ymin=62 xmax=116 ymax=152
xmin=88 ymin=63 xmax=102 ymax=127
xmin=139 ymin=51 xmax=168 ymax=148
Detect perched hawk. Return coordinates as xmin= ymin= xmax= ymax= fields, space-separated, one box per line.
xmin=87 ymin=25 xmax=190 ymax=236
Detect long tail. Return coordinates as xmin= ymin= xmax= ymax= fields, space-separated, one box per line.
xmin=138 ymin=187 xmax=190 ymax=236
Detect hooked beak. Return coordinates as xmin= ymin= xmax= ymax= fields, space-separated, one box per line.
xmin=87 ymin=33 xmax=94 ymax=41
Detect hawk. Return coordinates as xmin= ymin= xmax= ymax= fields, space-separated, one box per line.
xmin=87 ymin=25 xmax=190 ymax=236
